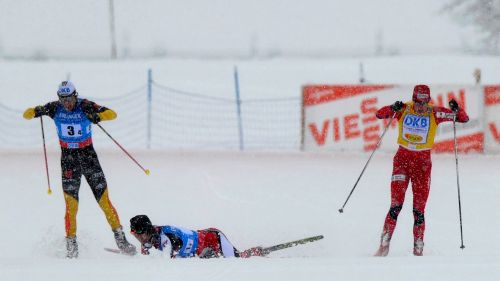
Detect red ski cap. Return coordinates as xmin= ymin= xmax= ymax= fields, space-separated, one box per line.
xmin=412 ymin=84 xmax=431 ymax=103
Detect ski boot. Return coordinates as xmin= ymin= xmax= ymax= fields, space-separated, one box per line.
xmin=113 ymin=226 xmax=137 ymax=255
xmin=239 ymin=246 xmax=264 ymax=258
xmin=374 ymin=232 xmax=391 ymax=257
xmin=199 ymin=247 xmax=218 ymax=258
xmin=413 ymin=239 xmax=424 ymax=256
xmin=66 ymin=236 xmax=79 ymax=259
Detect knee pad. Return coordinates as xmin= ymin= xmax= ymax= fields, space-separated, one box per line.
xmin=413 ymin=209 xmax=425 ymax=225
xmin=389 ymin=205 xmax=403 ymax=220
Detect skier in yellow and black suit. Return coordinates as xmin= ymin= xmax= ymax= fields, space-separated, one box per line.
xmin=23 ymin=81 xmax=136 ymax=258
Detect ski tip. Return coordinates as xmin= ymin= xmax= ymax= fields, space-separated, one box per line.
xmin=104 ymin=247 xmax=122 ymax=254
xmin=104 ymin=247 xmax=137 ymax=256
xmin=311 ymin=235 xmax=324 ymax=241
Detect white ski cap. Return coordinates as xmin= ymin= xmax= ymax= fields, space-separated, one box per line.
xmin=57 ymin=81 xmax=76 ymax=97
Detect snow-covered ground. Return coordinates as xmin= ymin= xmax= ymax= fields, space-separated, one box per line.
xmin=1 ymin=0 xmax=499 ymax=279
xmin=0 ymin=53 xmax=499 ymax=280
xmin=1 ymin=149 xmax=500 ymax=281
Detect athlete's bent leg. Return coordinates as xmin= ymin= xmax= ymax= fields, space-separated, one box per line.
xmin=411 ymin=158 xmax=431 ymax=256
xmin=375 ymin=150 xmax=410 ymax=257
xmin=83 ymin=147 xmax=135 ymax=254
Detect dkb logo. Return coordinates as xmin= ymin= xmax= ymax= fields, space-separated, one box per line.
xmin=403 ymin=115 xmax=429 ymax=129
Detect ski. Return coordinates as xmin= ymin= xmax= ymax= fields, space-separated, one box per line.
xmin=105 ymin=235 xmax=324 ymax=257
xmin=104 ymin=247 xmax=136 ymax=256
xmin=261 ymin=235 xmax=324 ymax=255
xmin=240 ymin=235 xmax=324 ymax=257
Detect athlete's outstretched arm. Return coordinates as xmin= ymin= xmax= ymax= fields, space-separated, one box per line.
xmin=23 ymin=102 xmax=58 ymax=120
xmin=81 ymin=99 xmax=117 ymax=123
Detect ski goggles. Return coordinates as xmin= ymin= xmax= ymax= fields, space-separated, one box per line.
xmin=131 ymin=227 xmax=148 ymax=235
xmin=414 ymin=101 xmax=429 ymax=106
xmin=58 ymin=94 xmax=76 ymax=103
xmin=130 ymin=229 xmax=143 ymax=235
xmin=413 ymin=101 xmax=431 ymax=113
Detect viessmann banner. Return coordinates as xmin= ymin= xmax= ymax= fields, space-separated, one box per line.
xmin=301 ymin=84 xmax=500 ymax=153
xmin=484 ymin=86 xmax=500 ymax=152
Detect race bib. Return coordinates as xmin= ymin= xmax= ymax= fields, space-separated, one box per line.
xmin=402 ymin=115 xmax=430 ymax=144
xmin=60 ymin=123 xmax=83 ymax=139
xmin=183 ymin=239 xmax=194 ymax=254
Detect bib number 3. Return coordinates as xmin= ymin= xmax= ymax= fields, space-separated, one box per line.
xmin=62 ymin=124 xmax=83 ymax=138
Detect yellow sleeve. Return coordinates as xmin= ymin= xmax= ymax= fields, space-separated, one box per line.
xmin=97 ymin=109 xmax=117 ymax=121
xmin=23 ymin=108 xmax=35 ymax=120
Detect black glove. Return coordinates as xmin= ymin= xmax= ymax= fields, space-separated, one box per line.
xmin=449 ymin=99 xmax=459 ymax=112
xmin=86 ymin=112 xmax=101 ymax=124
xmin=390 ymin=101 xmax=404 ymax=112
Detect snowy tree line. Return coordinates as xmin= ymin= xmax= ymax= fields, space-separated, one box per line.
xmin=444 ymin=0 xmax=500 ymax=53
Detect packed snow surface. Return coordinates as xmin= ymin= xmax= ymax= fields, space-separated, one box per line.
xmin=1 ymin=149 xmax=499 ymax=281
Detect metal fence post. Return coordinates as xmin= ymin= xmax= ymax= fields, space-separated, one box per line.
xmin=147 ymin=68 xmax=152 ymax=149
xmin=233 ymin=66 xmax=244 ymax=151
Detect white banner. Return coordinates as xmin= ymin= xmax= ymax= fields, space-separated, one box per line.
xmin=302 ymin=84 xmax=485 ymax=153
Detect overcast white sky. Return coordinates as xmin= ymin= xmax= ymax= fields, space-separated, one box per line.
xmin=0 ymin=0 xmax=479 ymax=58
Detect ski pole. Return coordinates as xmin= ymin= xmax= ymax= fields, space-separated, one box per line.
xmin=40 ymin=117 xmax=52 ymax=195
xmin=97 ymin=123 xmax=150 ymax=175
xmin=452 ymin=116 xmax=465 ymax=249
xmin=338 ymin=113 xmax=396 ymax=213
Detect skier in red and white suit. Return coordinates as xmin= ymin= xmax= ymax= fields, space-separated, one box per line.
xmin=374 ymin=85 xmax=469 ymax=257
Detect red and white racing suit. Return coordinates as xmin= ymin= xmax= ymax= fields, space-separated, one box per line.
xmin=376 ymin=101 xmax=469 ymax=244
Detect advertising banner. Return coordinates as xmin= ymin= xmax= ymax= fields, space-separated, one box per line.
xmin=302 ymin=84 xmax=485 ymax=153
xmin=485 ymin=86 xmax=500 ymax=152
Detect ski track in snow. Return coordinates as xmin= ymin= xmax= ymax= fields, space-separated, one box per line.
xmin=1 ymin=150 xmax=500 ymax=281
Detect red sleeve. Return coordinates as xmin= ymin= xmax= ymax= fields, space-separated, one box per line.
xmin=376 ymin=104 xmax=405 ymax=120
xmin=433 ymin=106 xmax=469 ymax=125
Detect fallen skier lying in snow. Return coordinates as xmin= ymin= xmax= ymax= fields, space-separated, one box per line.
xmin=123 ymin=214 xmax=323 ymax=259
xmin=128 ymin=214 xmax=262 ymax=258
